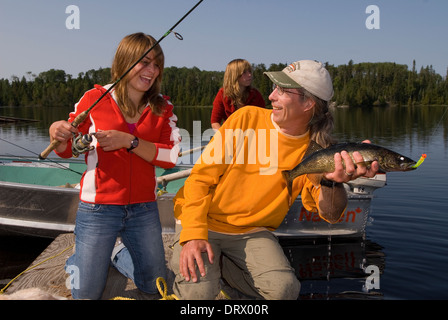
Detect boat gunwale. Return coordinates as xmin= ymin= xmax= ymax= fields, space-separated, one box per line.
xmin=0 ymin=156 xmax=381 ymax=239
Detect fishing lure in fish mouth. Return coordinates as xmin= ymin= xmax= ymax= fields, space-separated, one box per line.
xmin=412 ymin=154 xmax=427 ymax=168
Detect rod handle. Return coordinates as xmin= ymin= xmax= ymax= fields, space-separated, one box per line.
xmin=38 ymin=111 xmax=86 ymax=160
xmin=38 ymin=139 xmax=61 ymax=160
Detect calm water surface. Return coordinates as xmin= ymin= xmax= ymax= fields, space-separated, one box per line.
xmin=1 ymin=104 xmax=447 ymax=299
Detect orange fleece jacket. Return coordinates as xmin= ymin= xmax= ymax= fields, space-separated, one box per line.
xmin=174 ymin=106 xmax=322 ymax=245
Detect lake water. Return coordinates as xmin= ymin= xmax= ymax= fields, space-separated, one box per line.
xmin=1 ymin=104 xmax=447 ymax=300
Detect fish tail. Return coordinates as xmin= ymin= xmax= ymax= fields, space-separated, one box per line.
xmin=282 ymin=170 xmax=294 ymax=206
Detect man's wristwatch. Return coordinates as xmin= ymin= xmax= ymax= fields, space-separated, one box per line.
xmin=127 ymin=136 xmax=139 ymax=152
xmin=320 ymin=178 xmax=342 ymax=188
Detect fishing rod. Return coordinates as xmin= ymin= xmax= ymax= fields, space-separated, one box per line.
xmin=38 ymin=0 xmax=204 ymax=160
xmin=0 ymin=137 xmax=83 ymax=176
xmin=178 ymin=145 xmax=206 ymax=157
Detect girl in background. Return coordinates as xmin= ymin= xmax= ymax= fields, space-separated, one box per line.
xmin=211 ymin=59 xmax=265 ymax=130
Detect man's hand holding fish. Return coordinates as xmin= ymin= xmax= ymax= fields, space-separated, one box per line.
xmin=324 ymin=142 xmax=380 ymax=183
xmin=317 ymin=143 xmax=379 ymax=224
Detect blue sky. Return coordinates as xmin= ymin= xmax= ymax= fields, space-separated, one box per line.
xmin=0 ymin=0 xmax=447 ymax=80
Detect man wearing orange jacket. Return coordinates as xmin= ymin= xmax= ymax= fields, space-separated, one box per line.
xmin=170 ymin=60 xmax=379 ymax=300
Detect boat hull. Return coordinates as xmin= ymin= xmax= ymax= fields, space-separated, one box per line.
xmin=275 ymin=194 xmax=373 ymax=239
xmin=0 ymin=181 xmax=180 ymax=238
xmin=0 ymin=181 xmax=377 ymax=239
xmin=0 ymin=157 xmax=386 ymax=239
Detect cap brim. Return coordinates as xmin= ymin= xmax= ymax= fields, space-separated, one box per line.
xmin=264 ymin=71 xmax=302 ymax=89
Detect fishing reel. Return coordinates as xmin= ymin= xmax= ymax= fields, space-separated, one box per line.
xmin=72 ymin=133 xmax=95 ymax=158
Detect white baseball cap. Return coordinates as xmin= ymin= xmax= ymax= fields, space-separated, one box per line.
xmin=264 ymin=60 xmax=334 ymax=101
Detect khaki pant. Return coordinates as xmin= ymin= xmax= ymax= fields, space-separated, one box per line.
xmin=170 ymin=225 xmax=300 ymax=300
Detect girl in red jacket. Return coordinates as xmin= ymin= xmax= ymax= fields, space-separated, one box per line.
xmin=211 ymin=59 xmax=265 ymax=130
xmin=49 ymin=32 xmax=180 ymax=299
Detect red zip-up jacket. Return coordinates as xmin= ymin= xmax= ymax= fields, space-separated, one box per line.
xmin=56 ymin=84 xmax=180 ymax=205
xmin=210 ymin=87 xmax=265 ymax=124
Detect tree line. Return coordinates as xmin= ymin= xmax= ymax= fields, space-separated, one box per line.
xmin=327 ymin=60 xmax=448 ymax=107
xmin=1 ymin=60 xmax=447 ymax=108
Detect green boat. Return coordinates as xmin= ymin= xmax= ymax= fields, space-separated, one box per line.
xmin=0 ymin=156 xmax=190 ymax=238
xmin=0 ymin=155 xmax=386 ymax=239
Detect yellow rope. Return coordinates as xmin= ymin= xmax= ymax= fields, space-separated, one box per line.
xmin=111 ymin=278 xmax=179 ymax=300
xmin=220 ymin=289 xmax=231 ymax=300
xmin=111 ymin=278 xmax=231 ymax=300
xmin=0 ymin=244 xmax=74 ymax=295
xmin=111 ymin=296 xmax=135 ymax=300
xmin=156 ymin=277 xmax=179 ymax=300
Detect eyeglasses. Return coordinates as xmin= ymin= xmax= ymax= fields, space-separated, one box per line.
xmin=272 ymin=84 xmax=304 ymax=97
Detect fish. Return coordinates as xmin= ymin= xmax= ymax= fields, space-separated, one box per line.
xmin=282 ymin=141 xmax=419 ymax=203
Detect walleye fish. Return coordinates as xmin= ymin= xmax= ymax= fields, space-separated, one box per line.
xmin=282 ymin=141 xmax=420 ymax=202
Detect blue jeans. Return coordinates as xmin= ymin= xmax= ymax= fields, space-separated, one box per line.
xmin=65 ymin=201 xmax=166 ymax=299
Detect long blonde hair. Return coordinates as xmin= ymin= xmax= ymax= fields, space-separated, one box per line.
xmin=111 ymin=32 xmax=165 ymax=117
xmin=222 ymin=59 xmax=252 ymax=107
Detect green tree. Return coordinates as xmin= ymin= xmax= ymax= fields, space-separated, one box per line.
xmin=1 ymin=62 xmax=447 ymax=108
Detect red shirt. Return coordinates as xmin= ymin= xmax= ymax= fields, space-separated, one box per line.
xmin=210 ymin=88 xmax=265 ymax=124
xmin=56 ymin=84 xmax=180 ymax=205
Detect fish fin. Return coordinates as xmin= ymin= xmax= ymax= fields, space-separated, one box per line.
xmin=354 ymin=160 xmax=373 ymax=168
xmin=283 ymin=140 xmax=324 ymax=206
xmin=303 ymin=140 xmax=324 ymax=159
xmin=307 ymin=173 xmax=323 ymax=187
xmin=282 ymin=170 xmax=294 ymax=206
